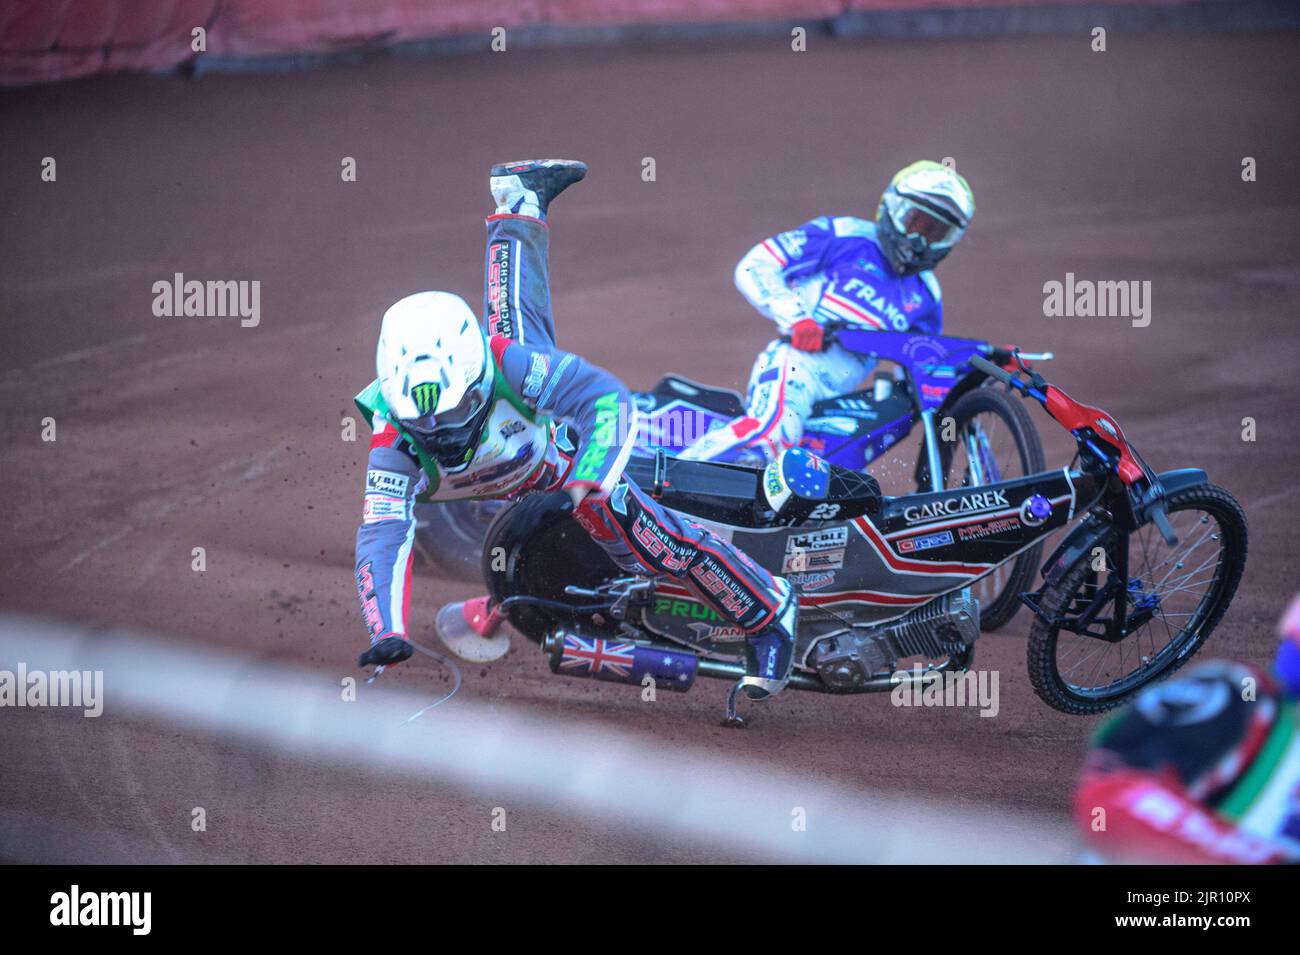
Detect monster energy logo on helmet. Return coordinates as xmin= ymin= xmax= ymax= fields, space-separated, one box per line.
xmin=411 ymin=382 xmax=440 ymax=415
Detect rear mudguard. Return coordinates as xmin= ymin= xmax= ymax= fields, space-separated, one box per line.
xmin=1038 ymin=468 xmax=1208 ymax=587
xmin=933 ymin=369 xmax=996 ymax=420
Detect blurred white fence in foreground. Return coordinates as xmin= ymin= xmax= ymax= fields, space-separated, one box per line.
xmin=0 ymin=613 xmax=1075 ymax=863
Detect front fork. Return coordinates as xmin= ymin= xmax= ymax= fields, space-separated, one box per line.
xmin=917 ymin=407 xmax=1001 ymax=493
xmin=919 ymin=408 xmax=944 ymax=493
xmin=1023 ymin=529 xmax=1152 ymax=642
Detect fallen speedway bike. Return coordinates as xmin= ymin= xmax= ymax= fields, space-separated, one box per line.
xmin=449 ymin=352 xmax=1248 ymax=722
xmin=420 ymin=327 xmax=1051 ymax=631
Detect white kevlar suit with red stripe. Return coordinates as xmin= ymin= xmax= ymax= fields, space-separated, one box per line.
xmin=681 ymin=215 xmax=943 ymax=464
xmin=354 ymin=212 xmax=787 ymax=646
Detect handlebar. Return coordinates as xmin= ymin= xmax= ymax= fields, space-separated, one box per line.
xmin=787 ymin=322 xmax=1053 ymax=363
xmin=969 ymin=353 xmax=1017 ymax=387
xmin=971 ymin=352 xmax=1158 ymax=499
xmin=970 ymin=352 xmax=1057 ymax=423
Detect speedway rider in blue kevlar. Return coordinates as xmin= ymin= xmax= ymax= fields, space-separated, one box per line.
xmin=681 ymin=160 xmax=975 ymax=465
xmin=352 ymin=161 xmax=798 ymax=701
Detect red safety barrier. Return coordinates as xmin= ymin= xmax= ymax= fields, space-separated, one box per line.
xmin=0 ymin=0 xmax=1225 ymax=85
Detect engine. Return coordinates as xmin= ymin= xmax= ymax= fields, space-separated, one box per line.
xmin=809 ymin=590 xmax=981 ymax=692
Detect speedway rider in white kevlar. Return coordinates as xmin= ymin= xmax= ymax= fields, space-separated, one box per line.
xmin=352 ymin=160 xmax=798 ymax=701
xmin=680 ymin=161 xmax=975 ymax=465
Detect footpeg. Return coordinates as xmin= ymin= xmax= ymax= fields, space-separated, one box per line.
xmin=723 ymin=681 xmax=747 ymax=728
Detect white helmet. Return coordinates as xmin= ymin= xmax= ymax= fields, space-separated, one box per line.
xmin=375 ymin=291 xmax=495 ymax=469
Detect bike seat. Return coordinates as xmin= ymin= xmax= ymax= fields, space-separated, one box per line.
xmin=624 ymin=452 xmax=769 ymax=527
xmin=763 ymin=448 xmax=882 ymax=523
xmin=646 ymin=375 xmax=745 ymax=419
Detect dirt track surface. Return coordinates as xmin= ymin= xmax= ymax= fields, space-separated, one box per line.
xmin=2 ymin=31 xmax=1299 ymax=863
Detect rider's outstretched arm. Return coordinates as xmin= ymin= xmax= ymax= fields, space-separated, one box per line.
xmin=353 ymin=419 xmax=424 ymax=658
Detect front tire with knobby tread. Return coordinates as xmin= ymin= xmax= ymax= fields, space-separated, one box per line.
xmin=1026 ymin=483 xmax=1247 ymax=715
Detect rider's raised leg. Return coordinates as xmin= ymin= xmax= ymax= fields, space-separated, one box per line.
xmin=483 ymin=160 xmax=587 ymax=348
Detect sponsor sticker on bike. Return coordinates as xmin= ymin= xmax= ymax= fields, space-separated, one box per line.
xmin=783 ymin=526 xmax=848 ymax=573
xmin=786 ymin=570 xmax=835 ymax=591
xmin=896 ymin=529 xmax=954 ymax=554
xmin=687 ymin=621 xmax=747 ymax=643
xmin=903 ymin=489 xmax=1008 ymax=525
xmin=786 ymin=527 xmax=849 ymax=552
xmin=956 ymin=516 xmax=1022 ymax=541
xmin=653 ymin=597 xmax=724 ymax=622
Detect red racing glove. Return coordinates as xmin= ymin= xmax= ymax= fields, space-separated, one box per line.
xmin=790 ymin=319 xmax=824 ymax=352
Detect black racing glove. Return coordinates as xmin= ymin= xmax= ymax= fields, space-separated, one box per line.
xmin=358 ymin=634 xmax=414 ymax=668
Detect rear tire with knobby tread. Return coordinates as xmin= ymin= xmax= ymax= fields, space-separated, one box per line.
xmin=938 ymin=385 xmax=1046 ymax=632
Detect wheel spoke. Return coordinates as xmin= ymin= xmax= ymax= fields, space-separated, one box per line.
xmin=1056 ymin=503 xmax=1228 ymax=696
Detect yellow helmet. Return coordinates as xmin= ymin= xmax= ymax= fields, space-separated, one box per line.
xmin=876 ymin=160 xmax=975 ymax=275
